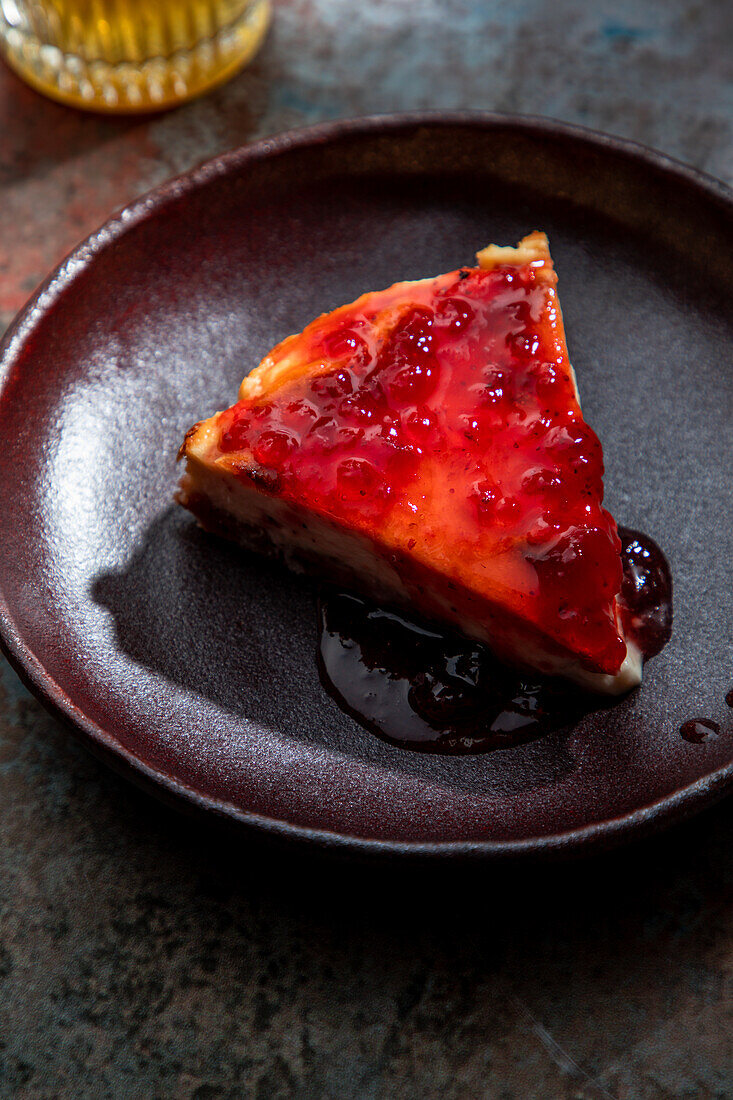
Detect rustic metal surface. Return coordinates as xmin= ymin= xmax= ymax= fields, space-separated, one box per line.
xmin=0 ymin=1 xmax=731 ymax=1096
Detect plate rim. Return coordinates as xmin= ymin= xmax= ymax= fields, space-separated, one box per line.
xmin=1 ymin=110 xmax=731 ymax=859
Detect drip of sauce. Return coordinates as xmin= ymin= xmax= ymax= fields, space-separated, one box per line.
xmin=680 ymin=719 xmax=720 ymax=744
xmin=318 ymin=526 xmax=672 ymax=753
xmin=617 ymin=527 xmax=673 ymax=659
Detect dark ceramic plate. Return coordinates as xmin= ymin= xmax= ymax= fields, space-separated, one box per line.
xmin=0 ymin=114 xmax=731 ymax=858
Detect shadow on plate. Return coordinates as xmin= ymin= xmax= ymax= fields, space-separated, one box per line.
xmin=91 ymin=505 xmax=583 ymax=798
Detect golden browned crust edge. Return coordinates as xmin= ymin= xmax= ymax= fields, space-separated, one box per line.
xmin=476 ymin=230 xmax=552 ymax=271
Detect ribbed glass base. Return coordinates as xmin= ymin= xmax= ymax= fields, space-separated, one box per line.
xmin=0 ymin=0 xmax=270 ymax=112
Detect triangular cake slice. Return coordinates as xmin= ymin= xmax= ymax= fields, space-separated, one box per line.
xmin=178 ymin=233 xmax=641 ymax=693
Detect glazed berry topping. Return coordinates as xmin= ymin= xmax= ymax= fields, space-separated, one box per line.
xmin=320 ymin=327 xmax=369 ymax=365
xmin=378 ymin=307 xmax=440 ymax=403
xmin=310 ymin=369 xmax=354 ymax=400
xmin=337 ymin=458 xmax=387 ymax=507
xmin=403 ymin=405 xmax=442 ymax=450
xmin=435 ymin=296 xmax=475 ymax=333
xmin=339 ymin=385 xmax=388 ymax=425
xmin=252 ymin=429 xmax=296 ymax=467
xmin=531 ymin=523 xmax=626 ymax=671
xmin=220 ymin=413 xmax=251 ymax=452
xmin=521 ymin=467 xmax=565 ymax=497
xmin=215 ymin=259 xmax=626 ymax=672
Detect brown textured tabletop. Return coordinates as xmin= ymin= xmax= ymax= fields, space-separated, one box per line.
xmin=1 ymin=2 xmax=732 ymax=1097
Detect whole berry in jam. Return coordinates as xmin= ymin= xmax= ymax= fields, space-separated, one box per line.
xmin=404 ymin=406 xmax=442 ymax=449
xmin=339 ymin=385 xmax=387 ymax=425
xmin=435 ymin=296 xmax=475 ymax=334
xmin=508 ymin=331 xmax=541 ymax=361
xmin=220 ymin=415 xmax=251 ymax=453
xmin=531 ymin=362 xmax=566 ymax=400
xmin=321 ymin=327 xmax=369 ymax=366
xmin=526 ymin=513 xmax=563 ymax=546
xmin=379 ymin=307 xmax=440 ymax=403
xmin=472 ymin=480 xmax=521 ymax=526
xmin=337 ymin=458 xmax=387 ymax=507
xmin=310 ymin=369 xmax=354 ymax=401
xmin=286 ymin=399 xmax=318 ymax=424
xmin=522 ymin=466 xmax=564 ymax=497
xmin=252 ymin=429 xmax=296 ymax=468
xmin=392 ymin=306 xmax=436 ymax=352
xmin=388 ymin=361 xmax=439 ymax=404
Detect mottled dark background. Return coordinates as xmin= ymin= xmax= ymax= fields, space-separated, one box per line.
xmin=1 ymin=1 xmax=732 ymax=1097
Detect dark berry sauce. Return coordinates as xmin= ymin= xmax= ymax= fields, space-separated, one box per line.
xmin=318 ymin=526 xmax=672 ymax=753
xmin=680 ymin=719 xmax=720 ymax=744
xmin=616 ymin=527 xmax=673 ymax=658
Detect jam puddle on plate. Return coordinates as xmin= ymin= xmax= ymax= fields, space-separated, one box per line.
xmin=318 ymin=527 xmax=672 ymax=753
xmin=679 ymin=719 xmax=720 ymax=744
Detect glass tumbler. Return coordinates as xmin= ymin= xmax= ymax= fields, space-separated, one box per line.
xmin=0 ymin=0 xmax=271 ymax=111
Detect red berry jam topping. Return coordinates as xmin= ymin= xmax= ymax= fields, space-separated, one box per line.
xmin=252 ymin=429 xmax=296 ymax=467
xmin=217 ymin=258 xmax=626 ymax=675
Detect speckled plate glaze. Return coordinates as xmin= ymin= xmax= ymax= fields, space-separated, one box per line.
xmin=0 ymin=114 xmax=731 ymax=859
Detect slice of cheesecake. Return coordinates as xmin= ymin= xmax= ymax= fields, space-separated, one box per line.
xmin=178 ymin=233 xmax=641 ymax=694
